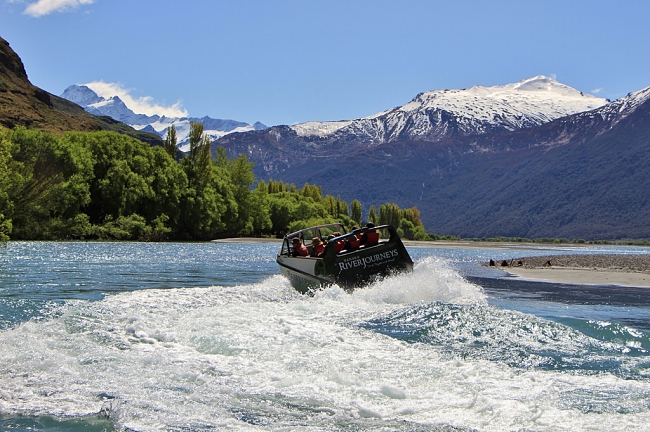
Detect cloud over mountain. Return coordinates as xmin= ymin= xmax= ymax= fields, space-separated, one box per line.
xmin=84 ymin=81 xmax=188 ymax=118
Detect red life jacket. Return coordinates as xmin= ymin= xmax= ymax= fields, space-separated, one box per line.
xmin=362 ymin=230 xmax=379 ymax=246
xmin=293 ymin=243 xmax=309 ymax=257
xmin=334 ymin=240 xmax=345 ymax=253
xmin=346 ymin=235 xmax=360 ymax=251
xmin=313 ymin=242 xmax=325 ymax=256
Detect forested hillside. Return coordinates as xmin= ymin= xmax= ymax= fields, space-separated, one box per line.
xmin=0 ymin=123 xmax=427 ymax=242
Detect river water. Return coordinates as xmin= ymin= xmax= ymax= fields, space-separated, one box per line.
xmin=1 ymin=241 xmax=649 ymax=431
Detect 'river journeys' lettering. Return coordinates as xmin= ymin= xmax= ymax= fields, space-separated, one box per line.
xmin=337 ymin=248 xmax=399 ymax=272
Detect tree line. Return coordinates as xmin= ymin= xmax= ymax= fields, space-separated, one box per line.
xmin=0 ymin=123 xmax=430 ymax=242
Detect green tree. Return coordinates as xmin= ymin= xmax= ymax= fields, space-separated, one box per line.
xmin=350 ymin=199 xmax=362 ymax=225
xmin=163 ymin=125 xmax=178 ymax=160
xmin=379 ymin=202 xmax=401 ymax=229
xmin=322 ymin=195 xmax=337 ymax=216
xmin=227 ymin=152 xmax=256 ymax=234
xmin=301 ymin=183 xmax=322 ymax=202
xmin=72 ymin=131 xmax=157 ymax=224
xmin=146 ymin=146 xmax=188 ymax=234
xmin=398 ymin=218 xmax=415 ymax=239
xmin=368 ymin=205 xmax=377 ymax=224
xmin=268 ymin=193 xmax=295 ymax=236
xmin=185 ymin=121 xmax=212 ymax=190
xmin=402 ymin=206 xmax=423 ymax=227
xmin=0 ymin=131 xmax=14 ymax=241
xmin=2 ymin=128 xmax=70 ymax=239
xmin=178 ymin=121 xmax=230 ymax=239
xmin=336 ymin=196 xmax=348 ymax=217
xmin=250 ymin=181 xmax=272 ymax=234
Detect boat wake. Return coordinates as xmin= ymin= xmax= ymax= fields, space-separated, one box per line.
xmin=2 ymin=256 xmax=650 ymax=431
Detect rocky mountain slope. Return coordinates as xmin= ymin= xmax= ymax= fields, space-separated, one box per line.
xmin=215 ymin=82 xmax=650 ymax=240
xmin=0 ymin=36 xmax=162 ymax=145
xmin=61 ymin=84 xmax=267 ymax=151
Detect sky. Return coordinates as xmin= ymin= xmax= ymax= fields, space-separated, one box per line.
xmin=1 ymin=0 xmax=649 ymax=126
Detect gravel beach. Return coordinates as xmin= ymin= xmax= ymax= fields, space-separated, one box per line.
xmin=489 ymin=253 xmax=650 ymax=273
xmin=487 ymin=253 xmax=650 ymax=287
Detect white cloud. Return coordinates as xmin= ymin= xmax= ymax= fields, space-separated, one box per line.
xmin=24 ymin=0 xmax=94 ymax=17
xmin=85 ymin=81 xmax=188 ymax=118
xmin=591 ymin=88 xmax=603 ymax=94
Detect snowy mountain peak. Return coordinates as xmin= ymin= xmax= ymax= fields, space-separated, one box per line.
xmin=291 ymin=76 xmax=608 ymax=144
xmin=586 ymin=85 xmax=650 ymax=125
xmin=60 ymin=84 xmax=267 ymax=150
xmin=511 ymin=75 xmax=573 ymax=92
xmin=61 ymin=84 xmax=104 ymax=106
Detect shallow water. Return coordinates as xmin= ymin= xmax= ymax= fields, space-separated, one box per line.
xmin=1 ymin=241 xmax=649 ymax=431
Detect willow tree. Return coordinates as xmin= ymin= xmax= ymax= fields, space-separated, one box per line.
xmin=163 ymin=124 xmax=178 ymax=160
xmin=350 ymin=199 xmax=362 ymax=225
xmin=368 ymin=205 xmax=377 ymax=225
xmin=179 ymin=121 xmax=228 ymax=239
xmin=0 ymin=132 xmax=13 ymax=241
xmin=379 ymin=202 xmax=401 ymax=229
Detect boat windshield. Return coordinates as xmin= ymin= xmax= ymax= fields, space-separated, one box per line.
xmin=284 ymin=223 xmax=345 ymax=250
xmin=286 ymin=224 xmax=343 ymax=240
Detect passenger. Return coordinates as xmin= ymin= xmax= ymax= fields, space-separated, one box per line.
xmin=291 ymin=237 xmax=309 ymax=257
xmin=311 ymin=237 xmax=325 ymax=257
xmin=331 ymin=231 xmax=345 ymax=253
xmin=345 ymin=226 xmax=361 ymax=251
xmin=360 ymin=222 xmax=379 ymax=246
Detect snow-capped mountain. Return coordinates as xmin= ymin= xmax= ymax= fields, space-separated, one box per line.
xmin=290 ymin=76 xmax=608 ymax=145
xmin=215 ymin=75 xmax=611 ymax=176
xmin=216 ymin=78 xmax=650 ymax=240
xmin=583 ymin=85 xmax=650 ymax=125
xmin=60 ymin=85 xmax=267 ymax=151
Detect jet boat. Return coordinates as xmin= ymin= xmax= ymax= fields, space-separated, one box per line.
xmin=276 ymin=223 xmax=414 ymax=294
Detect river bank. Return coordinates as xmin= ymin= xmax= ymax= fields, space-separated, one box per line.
xmin=487 ymin=253 xmax=650 ymax=287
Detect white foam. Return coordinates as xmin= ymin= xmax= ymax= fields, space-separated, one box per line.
xmin=0 ymin=264 xmax=648 ymax=430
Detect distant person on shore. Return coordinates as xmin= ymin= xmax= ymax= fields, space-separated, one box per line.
xmin=291 ymin=238 xmax=309 ymax=257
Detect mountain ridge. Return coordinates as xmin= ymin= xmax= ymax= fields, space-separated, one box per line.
xmin=289 ymin=75 xmax=607 ymax=145
xmin=61 ymin=84 xmax=268 ymax=151
xmin=215 ymin=76 xmax=610 ymax=180
xmin=0 ymin=36 xmax=163 ymax=145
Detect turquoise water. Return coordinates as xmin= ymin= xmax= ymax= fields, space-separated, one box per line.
xmin=1 ymin=241 xmax=649 ymax=431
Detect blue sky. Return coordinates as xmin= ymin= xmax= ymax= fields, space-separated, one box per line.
xmin=1 ymin=0 xmax=649 ymax=126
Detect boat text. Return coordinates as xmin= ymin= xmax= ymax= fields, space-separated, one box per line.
xmin=338 ymin=249 xmax=399 ymax=272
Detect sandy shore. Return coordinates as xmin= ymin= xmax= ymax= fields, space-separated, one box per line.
xmin=487 ymin=254 xmax=650 ymax=287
